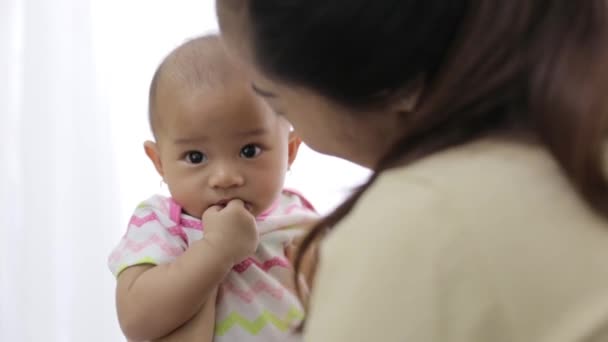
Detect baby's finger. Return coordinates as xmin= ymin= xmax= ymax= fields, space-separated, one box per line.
xmin=202 ymin=205 xmax=222 ymax=218
xmin=225 ymin=198 xmax=246 ymax=210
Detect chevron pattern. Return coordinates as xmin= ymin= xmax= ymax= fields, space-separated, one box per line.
xmin=167 ymin=225 xmax=188 ymax=241
xmin=109 ymin=234 xmax=182 ymax=264
xmin=129 ymin=212 xmax=159 ymax=227
xmin=223 ymin=280 xmax=285 ymax=303
xmin=215 ymin=307 xmax=304 ymax=336
xmin=180 ymin=217 xmax=202 ymax=230
xmin=233 ymin=257 xmax=289 ymax=273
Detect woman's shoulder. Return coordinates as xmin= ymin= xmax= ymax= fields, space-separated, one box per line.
xmin=340 ymin=138 xmax=553 ymax=229
xmin=324 ymin=136 xmax=608 ymax=289
xmin=315 ymin=137 xmax=608 ymax=340
xmin=356 ymin=137 xmax=574 ymax=222
xmin=371 ymin=137 xmax=558 ymax=200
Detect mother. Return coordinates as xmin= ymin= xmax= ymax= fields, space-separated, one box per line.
xmin=217 ymin=1 xmax=608 ymax=341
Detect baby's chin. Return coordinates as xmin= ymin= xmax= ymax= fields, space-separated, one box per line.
xmin=181 ymin=207 xmax=204 ymax=219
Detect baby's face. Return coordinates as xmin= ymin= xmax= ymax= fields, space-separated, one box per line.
xmin=154 ymin=82 xmax=292 ymax=218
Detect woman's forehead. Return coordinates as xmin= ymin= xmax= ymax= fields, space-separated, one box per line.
xmin=216 ymin=0 xmax=250 ymax=41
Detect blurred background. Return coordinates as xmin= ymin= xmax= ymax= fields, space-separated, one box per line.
xmin=0 ymin=0 xmax=369 ymax=340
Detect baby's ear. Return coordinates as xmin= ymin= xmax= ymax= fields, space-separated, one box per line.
xmin=144 ymin=141 xmax=164 ymax=178
xmin=287 ymin=132 xmax=301 ymax=167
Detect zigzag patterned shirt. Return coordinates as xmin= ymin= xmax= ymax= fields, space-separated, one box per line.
xmin=108 ymin=189 xmax=318 ymax=341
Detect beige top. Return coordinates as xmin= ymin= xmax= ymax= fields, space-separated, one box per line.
xmin=305 ymin=138 xmax=608 ymax=342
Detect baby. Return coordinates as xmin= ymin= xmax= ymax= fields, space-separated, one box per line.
xmin=108 ymin=34 xmax=317 ymax=342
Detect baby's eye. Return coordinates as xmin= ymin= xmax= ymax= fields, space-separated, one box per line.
xmin=240 ymin=144 xmax=262 ymax=159
xmin=185 ymin=151 xmax=207 ymax=164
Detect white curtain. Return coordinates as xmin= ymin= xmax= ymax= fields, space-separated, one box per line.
xmin=1 ymin=0 xmax=123 ymax=340
xmin=1 ymin=1 xmax=369 ymax=341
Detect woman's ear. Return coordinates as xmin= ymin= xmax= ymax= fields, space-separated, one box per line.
xmin=391 ymin=87 xmax=422 ymax=114
xmin=144 ymin=141 xmax=164 ymax=178
xmin=287 ymin=132 xmax=302 ymax=167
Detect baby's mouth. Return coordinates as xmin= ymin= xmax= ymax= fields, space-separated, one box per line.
xmin=211 ymin=199 xmax=253 ymax=212
xmin=214 ymin=199 xmax=231 ymax=207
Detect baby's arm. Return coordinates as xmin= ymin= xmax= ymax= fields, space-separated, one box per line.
xmin=116 ymin=238 xmax=232 ymax=341
xmin=151 ymin=287 xmax=218 ymax=342
xmin=116 ymin=200 xmax=258 ymax=341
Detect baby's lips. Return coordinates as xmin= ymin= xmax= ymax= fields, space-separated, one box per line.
xmin=229 ymin=198 xmax=253 ymax=212
xmin=233 ymin=199 xmax=253 ymax=213
xmin=212 ymin=198 xmax=252 ymax=212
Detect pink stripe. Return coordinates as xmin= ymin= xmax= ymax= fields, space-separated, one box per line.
xmin=129 ymin=212 xmax=159 ymax=227
xmin=169 ymin=199 xmax=182 ymax=223
xmin=108 ymin=250 xmax=121 ymax=263
xmin=284 ymin=204 xmax=307 ymax=215
xmin=222 ymin=280 xmax=285 ymax=303
xmin=168 ymin=225 xmax=188 ymax=242
xmin=232 ymin=257 xmax=289 ymax=273
xmin=181 ymin=217 xmax=203 ymax=230
xmin=109 ymin=234 xmax=183 ymax=263
xmin=257 ymin=199 xmax=280 ymax=221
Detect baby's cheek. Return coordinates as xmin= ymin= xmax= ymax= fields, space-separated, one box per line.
xmin=256 ymin=178 xmax=283 ymax=207
xmin=170 ymin=184 xmax=205 ymax=218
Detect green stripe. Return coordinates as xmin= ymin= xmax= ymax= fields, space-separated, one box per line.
xmin=215 ymin=307 xmax=304 ymax=336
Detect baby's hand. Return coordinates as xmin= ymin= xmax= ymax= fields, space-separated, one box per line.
xmin=202 ymin=199 xmax=258 ymax=265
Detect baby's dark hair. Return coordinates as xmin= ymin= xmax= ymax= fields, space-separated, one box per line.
xmin=148 ymin=34 xmax=243 ymax=138
xmin=223 ymin=0 xmax=608 ymax=321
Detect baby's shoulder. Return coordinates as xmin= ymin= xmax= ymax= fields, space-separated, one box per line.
xmin=128 ymin=194 xmax=180 ymax=229
xmin=280 ymin=189 xmax=316 ymax=212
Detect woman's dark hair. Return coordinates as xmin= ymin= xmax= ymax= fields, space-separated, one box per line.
xmin=246 ymin=0 xmax=608 ymax=315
